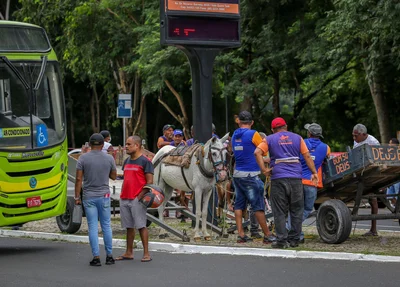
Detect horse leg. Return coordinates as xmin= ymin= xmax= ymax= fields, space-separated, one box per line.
xmin=157 ymin=182 xmax=173 ymax=239
xmin=202 ymin=188 xmax=213 ymax=241
xmin=193 ymin=187 xmax=202 ymax=242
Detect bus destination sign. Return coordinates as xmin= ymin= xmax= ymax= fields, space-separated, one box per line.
xmin=167 ymin=0 xmax=239 ymax=14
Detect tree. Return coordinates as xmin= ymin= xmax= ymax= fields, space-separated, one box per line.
xmin=315 ymin=0 xmax=400 ymax=143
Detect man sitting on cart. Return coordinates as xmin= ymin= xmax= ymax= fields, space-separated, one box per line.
xmin=352 ymin=123 xmax=380 ymax=236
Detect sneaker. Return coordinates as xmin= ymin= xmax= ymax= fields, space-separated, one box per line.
xmin=250 ymin=232 xmax=263 ymax=240
xmin=105 ymin=255 xmax=115 ymax=265
xmin=237 ymin=235 xmax=253 ymax=243
xmin=263 ymin=235 xmax=276 ymax=244
xmin=271 ymin=241 xmax=289 ymax=249
xmin=289 ymin=241 xmax=299 ymax=248
xmin=90 ymin=257 xmax=101 ymax=266
xmin=299 ymin=238 xmax=305 ymax=244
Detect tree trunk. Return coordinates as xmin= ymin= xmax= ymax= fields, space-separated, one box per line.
xmin=94 ymin=85 xmax=100 ymax=133
xmin=0 ymin=0 xmax=10 ymax=20
xmin=110 ymin=59 xmax=133 ymax=135
xmin=239 ymin=95 xmax=252 ymax=113
xmin=90 ymin=83 xmax=100 ymax=133
xmin=130 ymin=73 xmax=141 ymax=136
xmin=133 ymin=95 xmax=147 ymax=136
xmin=163 ymin=80 xmax=190 ymax=139
xmin=273 ymin=75 xmax=280 ymax=117
xmin=363 ymin=62 xmax=390 ymax=143
xmin=90 ymin=91 xmax=96 ymax=133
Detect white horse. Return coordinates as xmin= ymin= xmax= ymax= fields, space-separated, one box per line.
xmin=152 ymin=134 xmax=229 ymax=241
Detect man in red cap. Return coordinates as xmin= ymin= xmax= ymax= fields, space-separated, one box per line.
xmin=255 ymin=117 xmax=318 ymax=248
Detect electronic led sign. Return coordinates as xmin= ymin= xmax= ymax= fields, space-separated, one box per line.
xmin=167 ymin=0 xmax=239 ymax=14
xmin=167 ymin=17 xmax=239 ymax=42
xmin=161 ymin=0 xmax=240 ymax=47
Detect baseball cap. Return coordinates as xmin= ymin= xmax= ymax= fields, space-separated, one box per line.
xmin=304 ymin=123 xmax=324 ymax=138
xmin=271 ymin=117 xmax=287 ymax=129
xmin=173 ymin=129 xmax=183 ymax=136
xmin=238 ymin=111 xmax=253 ymax=122
xmin=162 ymin=124 xmax=175 ymax=132
xmin=89 ymin=133 xmax=104 ymax=145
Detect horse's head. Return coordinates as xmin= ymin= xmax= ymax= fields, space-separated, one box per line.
xmin=204 ymin=133 xmax=229 ymax=182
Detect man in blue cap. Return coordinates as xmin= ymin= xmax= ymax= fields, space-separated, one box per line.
xmin=170 ymin=129 xmax=186 ymax=147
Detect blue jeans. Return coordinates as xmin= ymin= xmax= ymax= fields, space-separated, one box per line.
xmin=83 ymin=197 xmax=113 ymax=257
xmin=387 ymin=183 xmax=400 ymax=199
xmin=303 ymin=185 xmax=317 ymax=221
xmin=286 ymin=184 xmax=317 ymax=240
xmin=233 ymin=176 xmax=265 ymax=212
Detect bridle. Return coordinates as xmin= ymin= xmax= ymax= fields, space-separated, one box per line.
xmin=204 ymin=144 xmax=228 ymax=181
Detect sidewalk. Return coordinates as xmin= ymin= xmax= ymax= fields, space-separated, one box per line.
xmin=1 ymin=229 xmax=400 ymax=263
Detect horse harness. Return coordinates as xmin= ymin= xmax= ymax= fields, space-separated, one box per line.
xmin=155 ymin=144 xmax=228 ymax=191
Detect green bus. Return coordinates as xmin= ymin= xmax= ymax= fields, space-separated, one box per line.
xmin=0 ymin=21 xmax=68 ymax=227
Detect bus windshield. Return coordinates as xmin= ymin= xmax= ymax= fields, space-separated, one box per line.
xmin=0 ymin=59 xmax=65 ymax=150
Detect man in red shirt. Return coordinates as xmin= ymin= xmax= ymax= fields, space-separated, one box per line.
xmin=116 ymin=135 xmax=154 ymax=262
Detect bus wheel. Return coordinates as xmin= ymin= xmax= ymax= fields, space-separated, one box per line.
xmin=316 ymin=199 xmax=352 ymax=244
xmin=56 ymin=197 xmax=81 ymax=234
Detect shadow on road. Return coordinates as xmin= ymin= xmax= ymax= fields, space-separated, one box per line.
xmin=0 ymin=246 xmax=51 ymax=256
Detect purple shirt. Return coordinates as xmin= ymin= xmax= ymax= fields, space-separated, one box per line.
xmin=266 ymin=131 xmax=303 ymax=180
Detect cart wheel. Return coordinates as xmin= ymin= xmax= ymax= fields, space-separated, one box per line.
xmin=316 ymin=199 xmax=352 ymax=244
xmin=56 ymin=197 xmax=81 ymax=234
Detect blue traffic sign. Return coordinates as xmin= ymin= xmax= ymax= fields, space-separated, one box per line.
xmin=117 ymin=94 xmax=132 ymax=118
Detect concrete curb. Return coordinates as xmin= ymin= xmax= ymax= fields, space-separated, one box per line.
xmin=1 ymin=229 xmax=400 ymax=263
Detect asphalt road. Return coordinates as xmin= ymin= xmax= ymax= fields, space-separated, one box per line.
xmin=0 ymin=237 xmax=399 ymax=287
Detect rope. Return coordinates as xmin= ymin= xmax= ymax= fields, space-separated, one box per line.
xmin=361 ymin=145 xmax=366 ymax=177
xmin=218 ymin=180 xmax=231 ymax=244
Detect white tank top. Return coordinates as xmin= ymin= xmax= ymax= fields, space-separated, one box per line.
xmin=102 ymin=142 xmax=112 ymax=153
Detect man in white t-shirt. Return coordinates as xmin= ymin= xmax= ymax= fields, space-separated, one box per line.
xmin=353 ymin=124 xmax=380 ymax=148
xmin=100 ymin=130 xmax=114 ymax=154
xmin=352 ymin=123 xmax=380 ymax=236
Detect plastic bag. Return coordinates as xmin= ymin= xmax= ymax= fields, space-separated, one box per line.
xmin=72 ymin=204 xmax=82 ymax=224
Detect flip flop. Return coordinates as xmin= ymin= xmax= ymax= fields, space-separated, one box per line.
xmin=115 ymin=255 xmax=134 ymax=261
xmin=141 ymin=257 xmax=152 ymax=262
xmin=362 ymin=231 xmax=378 ymax=236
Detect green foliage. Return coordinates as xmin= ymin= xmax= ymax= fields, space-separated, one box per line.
xmin=12 ymin=0 xmax=400 ymax=149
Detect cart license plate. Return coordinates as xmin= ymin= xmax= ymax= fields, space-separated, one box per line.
xmin=27 ymin=196 xmax=42 ymax=208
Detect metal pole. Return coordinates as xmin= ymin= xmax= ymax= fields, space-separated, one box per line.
xmin=123 ymin=118 xmax=126 ymax=145
xmin=225 ymin=66 xmax=229 ymax=134
xmin=181 ymin=47 xmax=221 ymax=143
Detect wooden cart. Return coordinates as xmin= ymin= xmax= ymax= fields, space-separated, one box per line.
xmin=315 ymin=144 xmax=400 ymax=243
